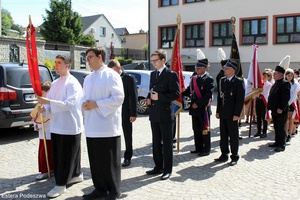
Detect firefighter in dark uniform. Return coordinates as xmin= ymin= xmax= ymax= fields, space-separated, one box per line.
xmin=267 ymin=65 xmax=290 ymax=152
xmin=182 ymin=58 xmax=214 ymax=156
xmin=215 ymin=60 xmax=245 ymax=166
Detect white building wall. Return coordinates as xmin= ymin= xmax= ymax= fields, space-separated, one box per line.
xmin=83 ymin=16 xmax=122 ymax=49
xmin=149 ymin=0 xmax=300 ymax=75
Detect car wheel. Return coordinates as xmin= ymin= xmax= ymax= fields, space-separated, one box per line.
xmin=137 ymin=98 xmax=149 ymax=115
xmin=183 ymin=96 xmax=191 ymax=110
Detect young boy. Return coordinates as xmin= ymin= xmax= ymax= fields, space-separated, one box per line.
xmin=30 ymin=81 xmax=53 ymax=180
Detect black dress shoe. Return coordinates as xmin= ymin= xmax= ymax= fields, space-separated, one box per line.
xmin=214 ymin=156 xmax=228 ymax=162
xmin=229 ymin=160 xmax=237 ymax=166
xmin=146 ymin=168 xmax=163 ymax=175
xmin=274 ymin=147 xmax=285 ymax=152
xmin=161 ymin=173 xmax=171 ymax=180
xmin=83 ymin=189 xmax=107 ymax=200
xmin=268 ymin=143 xmax=278 ymax=147
xmin=122 ymin=159 xmax=131 ymax=167
xmin=198 ymin=152 xmax=210 ymax=157
xmin=253 ymin=132 xmax=261 ymax=137
xmin=260 ymin=133 xmax=267 ymax=138
xmin=190 ymin=150 xmax=200 ymax=153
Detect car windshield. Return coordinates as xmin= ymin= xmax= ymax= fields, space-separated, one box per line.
xmin=6 ymin=67 xmax=52 ymax=88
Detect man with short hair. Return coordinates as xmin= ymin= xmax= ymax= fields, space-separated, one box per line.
xmin=82 ymin=47 xmax=124 ymax=200
xmin=108 ymin=59 xmax=138 ymax=167
xmin=215 ymin=60 xmax=245 ymax=166
xmin=146 ymin=49 xmax=180 ymax=180
xmin=38 ymin=55 xmax=84 ymax=198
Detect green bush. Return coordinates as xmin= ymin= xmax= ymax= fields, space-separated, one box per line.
xmin=114 ymin=56 xmax=132 ymax=66
xmin=44 ymin=59 xmax=55 ymax=70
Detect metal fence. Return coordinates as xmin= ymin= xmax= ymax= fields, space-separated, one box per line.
xmin=45 ymin=42 xmax=148 ymax=60
xmin=112 ymin=48 xmax=148 ymax=60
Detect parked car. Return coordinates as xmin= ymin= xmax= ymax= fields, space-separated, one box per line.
xmin=52 ymin=70 xmax=91 ymax=87
xmin=0 ymin=63 xmax=53 ymax=128
xmin=125 ymin=69 xmax=194 ymax=114
xmin=125 ymin=70 xmax=152 ymax=115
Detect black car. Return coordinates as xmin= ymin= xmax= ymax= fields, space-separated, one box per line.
xmin=0 ymin=63 xmax=53 ymax=128
xmin=52 ymin=70 xmax=91 ymax=87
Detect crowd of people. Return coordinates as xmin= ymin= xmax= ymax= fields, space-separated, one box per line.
xmin=31 ymin=47 xmax=299 ymax=200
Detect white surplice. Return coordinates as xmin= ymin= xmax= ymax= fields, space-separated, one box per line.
xmin=44 ymin=74 xmax=84 ymax=135
xmin=82 ymin=65 xmax=124 ymax=138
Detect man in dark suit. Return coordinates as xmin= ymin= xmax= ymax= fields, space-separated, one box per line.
xmin=108 ymin=60 xmax=138 ymax=167
xmin=267 ymin=65 xmax=290 ymax=152
xmin=215 ymin=60 xmax=245 ymax=166
xmin=146 ymin=49 xmax=180 ymax=180
xmin=182 ymin=58 xmax=214 ymax=156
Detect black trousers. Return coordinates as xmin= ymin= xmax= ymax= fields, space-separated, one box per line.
xmin=122 ymin=120 xmax=133 ymax=160
xmin=150 ymin=121 xmax=173 ymax=174
xmin=51 ymin=133 xmax=81 ymax=186
xmin=256 ymin=98 xmax=268 ymax=134
xmin=219 ymin=118 xmax=239 ymax=161
xmin=272 ymin=111 xmax=287 ymax=149
xmin=86 ymin=136 xmax=121 ymax=196
xmin=192 ymin=115 xmax=211 ymax=153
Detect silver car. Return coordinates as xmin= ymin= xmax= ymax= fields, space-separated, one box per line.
xmin=125 ymin=69 xmax=194 ymax=114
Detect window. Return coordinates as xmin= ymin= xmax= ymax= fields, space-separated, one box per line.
xmin=184 ymin=24 xmax=204 ymax=47
xmin=161 ymin=26 xmax=177 ymax=48
xmin=242 ymin=18 xmax=267 ymax=45
xmin=185 ymin=0 xmax=204 ymax=3
xmin=161 ymin=0 xmax=178 ymax=6
xmin=212 ymin=21 xmax=232 ymax=46
xmin=100 ymin=27 xmax=106 ymax=37
xmin=276 ymin=15 xmax=300 ymax=43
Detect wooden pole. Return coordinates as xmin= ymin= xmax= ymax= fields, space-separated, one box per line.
xmin=176 ymin=113 xmax=180 ymax=153
xmin=248 ymin=99 xmax=253 ymax=137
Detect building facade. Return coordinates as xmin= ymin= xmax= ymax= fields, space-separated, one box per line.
xmin=81 ymin=14 xmax=122 ymax=49
xmin=149 ymin=0 xmax=300 ymax=77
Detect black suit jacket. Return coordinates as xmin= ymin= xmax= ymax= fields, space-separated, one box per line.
xmin=216 ymin=75 xmax=245 ymax=119
xmin=147 ymin=67 xmax=180 ymax=122
xmin=182 ymin=73 xmax=214 ymax=116
xmin=121 ymin=71 xmax=138 ymax=120
xmin=267 ymin=78 xmax=290 ymax=112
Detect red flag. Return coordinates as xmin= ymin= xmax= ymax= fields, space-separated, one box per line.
xmin=245 ymin=44 xmax=263 ymax=102
xmin=26 ymin=18 xmax=42 ymax=96
xmin=170 ymin=30 xmax=185 ymax=116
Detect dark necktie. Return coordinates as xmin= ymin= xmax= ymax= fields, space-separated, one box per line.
xmin=156 ymin=71 xmax=160 ymax=80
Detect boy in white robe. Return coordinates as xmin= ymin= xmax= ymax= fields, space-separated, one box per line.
xmin=82 ymin=47 xmax=124 ymax=200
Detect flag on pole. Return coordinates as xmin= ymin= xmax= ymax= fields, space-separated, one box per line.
xmin=26 ymin=16 xmax=42 ymax=96
xmin=245 ymin=44 xmax=263 ymax=102
xmin=230 ymin=32 xmax=243 ymax=78
xmin=170 ymin=28 xmax=185 ymax=116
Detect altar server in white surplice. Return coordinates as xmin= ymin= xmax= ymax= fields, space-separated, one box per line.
xmin=81 ymin=47 xmax=124 ymax=200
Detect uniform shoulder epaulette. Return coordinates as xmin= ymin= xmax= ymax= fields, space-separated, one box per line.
xmin=236 ymin=76 xmax=243 ymax=81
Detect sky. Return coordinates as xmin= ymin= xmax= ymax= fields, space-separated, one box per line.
xmin=2 ymin=0 xmax=148 ymax=34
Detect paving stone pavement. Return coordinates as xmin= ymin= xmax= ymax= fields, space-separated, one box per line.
xmin=1 ymin=96 xmax=300 ymax=200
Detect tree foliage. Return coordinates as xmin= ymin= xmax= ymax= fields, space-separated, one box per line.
xmin=1 ymin=9 xmax=13 ymax=36
xmin=40 ymin=0 xmax=95 ymax=45
xmin=1 ymin=8 xmax=24 ymax=36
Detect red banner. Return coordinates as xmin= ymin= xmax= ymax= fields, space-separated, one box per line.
xmin=26 ymin=20 xmax=42 ymax=96
xmin=171 ymin=30 xmax=185 ymax=116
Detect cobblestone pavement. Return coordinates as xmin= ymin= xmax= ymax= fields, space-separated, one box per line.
xmin=1 ymin=97 xmax=300 ymax=200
